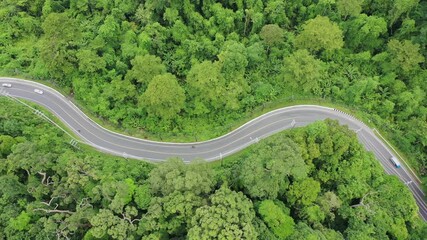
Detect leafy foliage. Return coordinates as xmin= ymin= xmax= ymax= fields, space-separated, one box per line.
xmin=1 ymin=0 xmax=427 ymax=238
xmin=0 ymin=99 xmax=425 ymax=239
xmin=1 ymin=0 xmax=425 ymax=182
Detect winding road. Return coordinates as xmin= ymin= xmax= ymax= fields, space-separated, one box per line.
xmin=0 ymin=77 xmax=426 ymax=221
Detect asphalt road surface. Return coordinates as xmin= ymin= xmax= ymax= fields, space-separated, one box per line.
xmin=1 ymin=77 xmax=426 ymax=221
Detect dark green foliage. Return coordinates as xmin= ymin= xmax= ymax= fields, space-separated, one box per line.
xmin=238 ymin=136 xmax=307 ymax=199
xmin=1 ymin=0 xmax=427 ymax=238
xmin=0 ymin=98 xmax=153 ymax=239
xmin=1 ymin=0 xmax=425 ymax=180
xmin=0 ymin=99 xmax=425 ymax=238
xmin=187 ymin=184 xmax=258 ymax=240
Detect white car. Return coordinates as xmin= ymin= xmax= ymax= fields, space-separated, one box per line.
xmin=34 ymin=89 xmax=44 ymax=94
xmin=1 ymin=83 xmax=12 ymax=88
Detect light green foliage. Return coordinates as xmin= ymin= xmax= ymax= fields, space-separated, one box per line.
xmin=282 ymin=49 xmax=326 ymax=94
xmin=0 ymin=135 xmax=22 ymax=157
xmin=317 ymin=191 xmax=342 ymax=220
xmin=90 ymin=208 xmax=136 ymax=239
xmin=209 ymin=3 xmax=237 ymax=34
xmin=1 ymin=0 xmax=427 ymax=238
xmin=389 ymin=0 xmax=419 ymax=27
xmin=141 ymin=73 xmax=186 ymax=120
xmin=260 ymin=24 xmax=285 ymax=48
xmin=187 ymin=60 xmax=245 ymax=112
xmin=121 ymin=29 xmax=141 ymax=60
xmin=336 ymin=0 xmax=364 ymax=18
xmin=140 ymin=159 xmax=216 ymax=237
xmin=1 ymin=99 xmax=426 ymax=238
xmin=70 ymin=0 xmax=90 ymax=14
xmin=185 ymin=61 xmax=221 ymax=114
xmin=344 ymin=14 xmax=387 ymax=51
xmin=295 ymin=16 xmax=344 ymax=52
xmin=301 ymin=204 xmax=326 ymax=225
xmin=218 ymin=41 xmax=248 ymax=79
xmin=286 ymin=178 xmax=321 ymax=206
xmin=108 ymin=178 xmax=137 ymax=213
xmin=341 ymin=176 xmax=418 ymax=240
xmin=98 ymin=15 xmax=121 ymax=48
xmin=148 ymin=158 xmax=215 ymax=197
xmin=217 ymin=41 xmax=250 ymax=110
xmin=187 ymin=185 xmax=258 ymax=240
xmin=0 ymin=99 xmax=153 ymax=239
xmin=257 ymin=200 xmax=295 ymax=239
xmin=1 ymin=0 xmax=425 ymax=175
xmin=9 ymin=211 xmax=31 ymax=231
xmin=288 ymin=221 xmax=344 ymax=240
xmin=239 ymin=136 xmax=308 ymax=199
xmin=387 ymin=39 xmax=424 ymax=74
xmin=38 ymin=12 xmax=81 ymax=83
xmin=134 ymin=183 xmax=151 ymax=210
xmin=264 ymin=1 xmax=290 ymax=27
xmin=125 ymin=54 xmax=166 ymax=86
xmin=76 ymin=49 xmax=107 ymax=74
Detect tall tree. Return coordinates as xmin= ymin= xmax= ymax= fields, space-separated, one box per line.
xmin=282 ymin=49 xmax=327 ymax=95
xmin=257 ymin=200 xmax=295 ymax=239
xmin=140 ymin=73 xmax=186 ymax=120
xmin=286 ymin=178 xmax=321 ymax=207
xmin=336 ymin=0 xmax=364 ymax=19
xmin=259 ymin=24 xmax=285 ymax=49
xmin=187 ymin=185 xmax=258 ymax=240
xmin=343 ymin=14 xmax=387 ymax=51
xmin=38 ymin=12 xmax=81 ymax=84
xmin=295 ymin=16 xmax=344 ymax=52
xmin=125 ymin=54 xmax=166 ymax=87
xmin=387 ymin=39 xmax=424 ymax=74
xmin=186 ymin=61 xmax=227 ymax=114
xmin=140 ymin=159 xmax=216 ymax=237
xmin=389 ymin=0 xmax=419 ymax=27
xmin=239 ymin=136 xmax=307 ymax=199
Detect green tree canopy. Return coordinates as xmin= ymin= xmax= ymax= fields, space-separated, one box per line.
xmin=186 ymin=61 xmax=229 ymax=113
xmin=387 ymin=39 xmax=424 ymax=74
xmin=286 ymin=178 xmax=321 ymax=207
xmin=239 ymin=136 xmax=308 ymax=199
xmin=125 ymin=54 xmax=166 ymax=87
xmin=295 ymin=16 xmax=344 ymax=52
xmin=336 ymin=0 xmax=364 ymax=18
xmin=38 ymin=12 xmax=82 ymax=84
xmin=282 ymin=49 xmax=327 ymax=95
xmin=257 ymin=200 xmax=295 ymax=239
xmin=140 ymin=73 xmax=186 ymax=120
xmin=187 ymin=185 xmax=258 ymax=240
xmin=259 ymin=24 xmax=285 ymax=48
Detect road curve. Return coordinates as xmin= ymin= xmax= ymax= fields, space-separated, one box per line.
xmin=0 ymin=77 xmax=426 ymax=221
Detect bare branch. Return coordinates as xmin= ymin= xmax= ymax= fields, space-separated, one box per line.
xmin=77 ymin=198 xmax=92 ymax=209
xmin=38 ymin=171 xmax=55 ymax=186
xmin=121 ymin=213 xmax=141 ymax=226
xmin=351 ymin=191 xmax=378 ymax=208
xmin=34 ymin=208 xmax=74 ymax=214
xmin=34 ymin=196 xmax=74 ymax=214
xmin=38 ymin=171 xmax=46 ymax=185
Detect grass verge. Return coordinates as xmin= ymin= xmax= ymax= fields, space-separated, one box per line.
xmin=0 ymin=75 xmax=421 ymax=178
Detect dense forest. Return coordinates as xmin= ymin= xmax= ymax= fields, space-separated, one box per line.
xmin=1 ymin=0 xmax=427 ymax=238
xmin=1 ymin=0 xmax=426 ymax=184
xmin=1 ymin=98 xmax=426 ymax=239
xmin=0 ymin=1 xmax=426 ymax=176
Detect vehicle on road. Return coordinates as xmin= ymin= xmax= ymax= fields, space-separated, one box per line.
xmin=390 ymin=156 xmax=401 ymax=168
xmin=34 ymin=89 xmax=43 ymax=94
xmin=2 ymin=83 xmax=12 ymax=88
